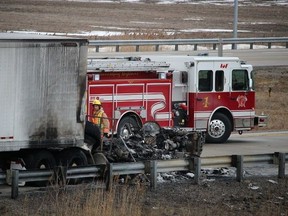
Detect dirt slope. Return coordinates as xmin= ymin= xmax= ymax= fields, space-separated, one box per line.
xmin=0 ymin=0 xmax=287 ymax=39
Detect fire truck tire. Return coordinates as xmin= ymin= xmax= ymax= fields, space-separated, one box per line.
xmin=23 ymin=150 xmax=56 ymax=186
xmin=206 ymin=112 xmax=232 ymax=143
xmin=118 ymin=116 xmax=140 ymax=139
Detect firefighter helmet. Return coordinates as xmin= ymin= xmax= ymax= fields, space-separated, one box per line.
xmin=92 ymin=99 xmax=101 ymax=106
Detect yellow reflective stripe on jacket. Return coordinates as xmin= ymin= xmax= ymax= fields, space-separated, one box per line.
xmin=92 ymin=110 xmax=104 ymax=126
xmin=92 ymin=110 xmax=110 ymax=135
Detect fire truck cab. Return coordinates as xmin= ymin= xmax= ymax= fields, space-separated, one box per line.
xmin=85 ymin=55 xmax=267 ymax=143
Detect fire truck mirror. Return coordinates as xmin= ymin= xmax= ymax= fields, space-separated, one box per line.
xmin=181 ymin=71 xmax=188 ymax=84
xmin=159 ymin=72 xmax=166 ymax=79
xmin=249 ymin=79 xmax=253 ymax=90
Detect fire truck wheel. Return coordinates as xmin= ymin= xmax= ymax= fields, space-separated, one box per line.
xmin=118 ymin=116 xmax=140 ymax=139
xmin=206 ymin=112 xmax=232 ymax=143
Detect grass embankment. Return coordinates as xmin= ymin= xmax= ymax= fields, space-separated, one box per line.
xmin=18 ymin=183 xmax=143 ymax=216
xmin=254 ymin=66 xmax=288 ymax=131
xmin=9 ymin=177 xmax=288 ymax=216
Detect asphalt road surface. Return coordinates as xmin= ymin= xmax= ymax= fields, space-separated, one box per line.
xmin=202 ymin=131 xmax=288 ymax=157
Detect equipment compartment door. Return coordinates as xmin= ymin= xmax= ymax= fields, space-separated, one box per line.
xmin=88 ymin=84 xmax=114 ymax=122
xmin=147 ymin=83 xmax=172 ymax=127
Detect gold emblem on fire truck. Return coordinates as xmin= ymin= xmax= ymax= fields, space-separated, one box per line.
xmin=203 ymin=97 xmax=209 ymax=108
xmin=236 ymin=95 xmax=247 ymax=108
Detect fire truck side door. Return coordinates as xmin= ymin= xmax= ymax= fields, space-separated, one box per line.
xmin=194 ymin=62 xmax=214 ymax=130
xmin=229 ymin=69 xmax=254 ymax=128
xmin=193 ymin=61 xmax=231 ymax=130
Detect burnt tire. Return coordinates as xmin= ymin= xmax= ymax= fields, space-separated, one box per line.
xmin=58 ymin=148 xmax=88 ymax=184
xmin=24 ymin=150 xmax=56 ymax=169
xmin=206 ymin=112 xmax=232 ymax=143
xmin=117 ymin=116 xmax=140 ymax=139
xmin=59 ymin=148 xmax=88 ymax=167
xmin=84 ymin=121 xmax=101 ymax=149
xmin=23 ymin=150 xmax=56 ymax=186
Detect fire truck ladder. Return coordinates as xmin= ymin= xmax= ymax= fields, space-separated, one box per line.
xmin=87 ymin=57 xmax=170 ymax=72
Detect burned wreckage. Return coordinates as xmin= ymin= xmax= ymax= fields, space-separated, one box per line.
xmin=85 ymin=121 xmax=204 ymax=164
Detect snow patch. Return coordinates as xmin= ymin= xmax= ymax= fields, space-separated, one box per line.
xmin=64 ymin=0 xmax=288 ymax=6
xmin=248 ymin=183 xmax=260 ymax=190
xmin=268 ymin=179 xmax=278 ymax=184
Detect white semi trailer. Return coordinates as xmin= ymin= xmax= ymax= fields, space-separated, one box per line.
xmin=0 ymin=33 xmax=90 ymax=171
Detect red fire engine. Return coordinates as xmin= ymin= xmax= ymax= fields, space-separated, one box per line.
xmin=85 ymin=55 xmax=267 ymax=143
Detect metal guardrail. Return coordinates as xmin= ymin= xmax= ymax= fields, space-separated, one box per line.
xmin=1 ymin=152 xmax=287 ymax=199
xmin=89 ymin=37 xmax=288 ymax=54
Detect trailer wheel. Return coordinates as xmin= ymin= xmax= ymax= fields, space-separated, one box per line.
xmin=23 ymin=150 xmax=56 ymax=186
xmin=206 ymin=112 xmax=232 ymax=143
xmin=59 ymin=148 xmax=88 ymax=167
xmin=118 ymin=116 xmax=140 ymax=139
xmin=24 ymin=150 xmax=56 ymax=170
xmin=58 ymin=148 xmax=88 ymax=184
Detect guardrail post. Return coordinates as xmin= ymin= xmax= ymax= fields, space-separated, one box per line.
xmin=193 ymin=44 xmax=197 ymax=51
xmin=11 ymin=170 xmax=19 ymax=199
xmin=236 ymin=155 xmax=243 ymax=182
xmin=116 ymin=45 xmax=120 ymax=52
xmin=194 ymin=157 xmax=201 ymax=185
xmin=286 ymin=42 xmax=288 ymax=48
xmin=175 ymin=44 xmax=178 ymax=51
xmin=96 ymin=46 xmax=99 ymax=52
xmin=106 ymin=163 xmax=113 ymax=191
xmin=155 ymin=45 xmax=159 ymax=52
xmin=232 ymin=155 xmax=243 ymax=182
xmin=136 ymin=45 xmax=140 ymax=52
xmin=188 ymin=157 xmax=201 ymax=184
xmin=150 ymin=160 xmax=157 ymax=190
xmin=278 ymin=152 xmax=286 ymax=179
xmin=268 ymin=42 xmax=272 ymax=49
xmin=218 ymin=38 xmax=223 ymax=57
xmin=53 ymin=166 xmax=67 ymax=186
xmin=250 ymin=43 xmax=253 ymax=49
xmin=232 ymin=43 xmax=237 ymax=50
xmin=213 ymin=44 xmax=217 ymax=50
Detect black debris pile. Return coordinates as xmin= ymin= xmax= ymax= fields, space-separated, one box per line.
xmin=100 ymin=127 xmax=204 ymax=163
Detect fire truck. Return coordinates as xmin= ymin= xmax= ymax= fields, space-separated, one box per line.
xmin=86 ymin=55 xmax=267 ymax=144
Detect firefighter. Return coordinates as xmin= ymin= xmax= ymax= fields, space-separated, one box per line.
xmin=91 ymin=99 xmax=110 ymax=138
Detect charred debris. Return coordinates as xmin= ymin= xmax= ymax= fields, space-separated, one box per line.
xmin=93 ymin=126 xmax=205 ymax=163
